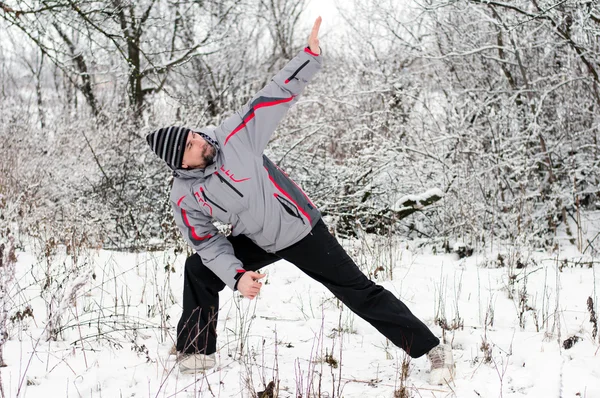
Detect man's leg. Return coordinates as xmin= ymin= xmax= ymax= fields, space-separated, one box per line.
xmin=177 ymin=234 xmax=279 ymax=355
xmin=176 ymin=253 xmax=224 ymax=355
xmin=276 ymin=220 xmax=440 ymax=358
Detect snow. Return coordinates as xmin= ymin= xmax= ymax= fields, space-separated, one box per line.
xmin=452 ymin=241 xmax=465 ymax=252
xmin=2 ymin=229 xmax=599 ymax=397
xmin=392 ymin=188 xmax=444 ymax=212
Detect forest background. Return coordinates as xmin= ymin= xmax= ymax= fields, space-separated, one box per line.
xmin=1 ymin=0 xmax=599 ymax=397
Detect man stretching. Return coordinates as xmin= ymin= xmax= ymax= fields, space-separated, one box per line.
xmin=146 ymin=17 xmax=454 ymax=385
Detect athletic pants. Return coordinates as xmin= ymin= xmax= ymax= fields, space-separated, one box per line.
xmin=176 ymin=219 xmax=440 ymax=358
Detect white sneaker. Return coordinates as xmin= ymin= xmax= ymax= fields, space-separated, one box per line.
xmin=426 ymin=344 xmax=455 ymax=385
xmin=178 ymin=353 xmax=216 ymax=374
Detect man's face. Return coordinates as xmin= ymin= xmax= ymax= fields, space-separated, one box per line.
xmin=181 ymin=131 xmax=216 ymax=169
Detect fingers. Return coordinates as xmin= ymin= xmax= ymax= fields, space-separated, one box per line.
xmin=308 ymin=16 xmax=322 ymax=55
xmin=240 ymin=274 xmax=264 ymax=300
xmin=310 ymin=16 xmax=323 ymax=37
xmin=246 ymin=271 xmax=266 ymax=280
xmin=310 ymin=16 xmax=322 ymax=40
xmin=245 ymin=284 xmax=262 ymax=300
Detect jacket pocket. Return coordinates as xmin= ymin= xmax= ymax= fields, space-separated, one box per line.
xmin=285 ymin=60 xmax=309 ymax=84
xmin=216 ymin=172 xmax=244 ymax=197
xmin=202 ymin=188 xmax=227 ymax=213
xmin=275 ymin=194 xmax=305 ymax=225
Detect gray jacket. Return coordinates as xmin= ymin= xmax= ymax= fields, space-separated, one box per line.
xmin=171 ymin=48 xmax=323 ymax=290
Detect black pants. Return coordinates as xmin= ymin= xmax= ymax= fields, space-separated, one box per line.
xmin=176 ymin=219 xmax=440 ymax=358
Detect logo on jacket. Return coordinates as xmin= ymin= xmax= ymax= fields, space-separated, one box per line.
xmin=220 ymin=165 xmax=250 ymax=183
xmin=194 ymin=188 xmax=213 ymax=216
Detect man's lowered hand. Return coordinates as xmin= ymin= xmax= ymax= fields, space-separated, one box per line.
xmin=237 ymin=271 xmax=266 ymax=300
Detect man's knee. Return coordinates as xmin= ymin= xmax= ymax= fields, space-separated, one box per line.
xmin=184 ymin=253 xmax=226 ymax=291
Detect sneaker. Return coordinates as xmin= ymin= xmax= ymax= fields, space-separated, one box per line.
xmin=426 ymin=344 xmax=455 ymax=385
xmin=178 ymin=353 xmax=216 ymax=374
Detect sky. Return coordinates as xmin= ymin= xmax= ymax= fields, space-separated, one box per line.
xmin=306 ymin=0 xmax=342 ymax=22
xmin=304 ymin=0 xmax=345 ymax=41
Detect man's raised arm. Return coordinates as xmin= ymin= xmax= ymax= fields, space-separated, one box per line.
xmin=218 ymin=17 xmax=323 ymax=154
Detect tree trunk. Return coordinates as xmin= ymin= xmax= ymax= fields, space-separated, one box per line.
xmin=53 ymin=24 xmax=101 ymax=119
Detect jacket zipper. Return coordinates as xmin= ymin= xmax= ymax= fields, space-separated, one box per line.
xmin=202 ymin=189 xmax=227 ymax=213
xmin=285 ymin=60 xmax=309 ymax=83
xmin=275 ymin=194 xmax=305 ymax=225
xmin=216 ymin=173 xmax=244 ymax=197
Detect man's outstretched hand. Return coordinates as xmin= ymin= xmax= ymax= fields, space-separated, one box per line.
xmin=308 ymin=16 xmax=322 ymax=55
xmin=237 ymin=271 xmax=266 ymax=300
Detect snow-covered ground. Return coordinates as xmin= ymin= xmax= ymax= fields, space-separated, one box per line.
xmin=2 ymin=214 xmax=600 ymax=397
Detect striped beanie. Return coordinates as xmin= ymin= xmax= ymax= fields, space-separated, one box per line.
xmin=146 ymin=126 xmax=190 ymax=169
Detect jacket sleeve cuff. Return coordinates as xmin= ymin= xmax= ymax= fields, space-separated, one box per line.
xmin=233 ymin=269 xmax=246 ymax=291
xmin=304 ymin=46 xmax=321 ymax=57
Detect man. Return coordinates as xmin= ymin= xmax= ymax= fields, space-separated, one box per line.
xmin=146 ymin=17 xmax=454 ymax=385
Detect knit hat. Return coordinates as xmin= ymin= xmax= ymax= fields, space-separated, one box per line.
xmin=146 ymin=126 xmax=190 ymax=169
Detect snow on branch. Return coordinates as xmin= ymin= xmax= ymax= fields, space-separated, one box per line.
xmin=392 ymin=188 xmax=444 ymax=216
